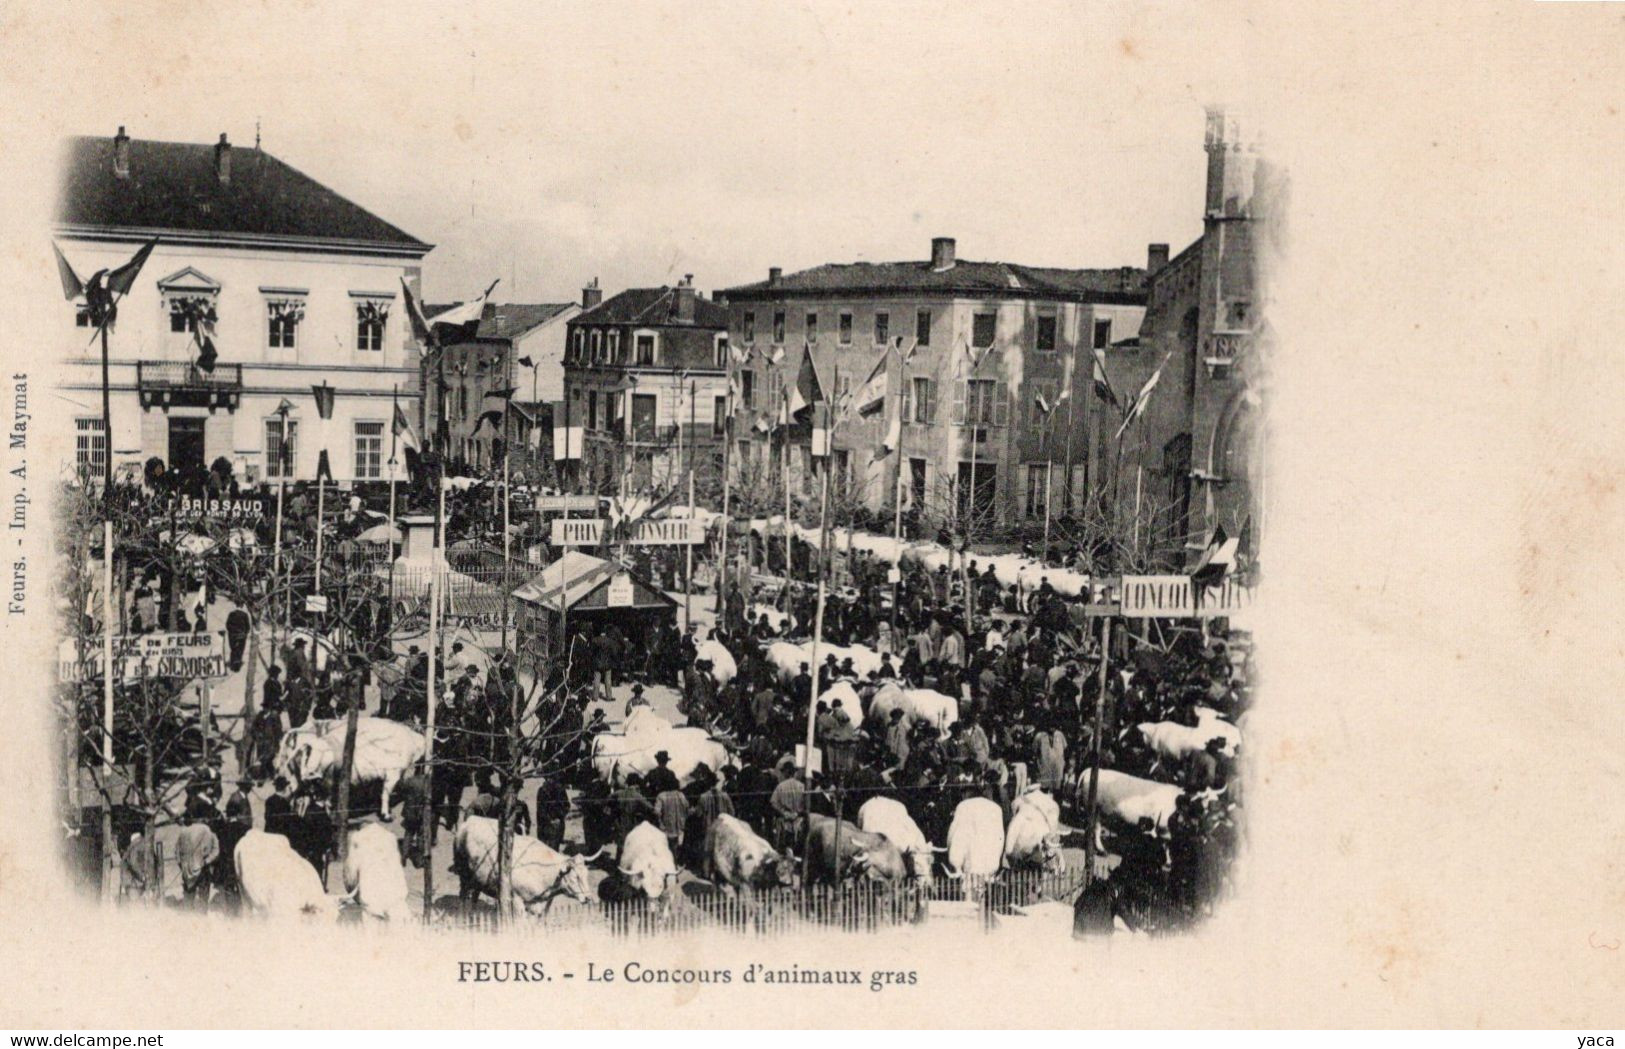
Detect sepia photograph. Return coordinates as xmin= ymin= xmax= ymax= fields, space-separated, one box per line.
xmin=2 ymin=0 xmax=1622 ymax=1035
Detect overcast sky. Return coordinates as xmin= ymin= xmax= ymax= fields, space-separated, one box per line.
xmin=42 ymin=1 xmax=1220 ymax=305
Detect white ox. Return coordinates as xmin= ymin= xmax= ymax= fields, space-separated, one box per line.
xmin=857 ymin=796 xmax=942 ymax=886
xmin=453 ymin=816 xmax=600 ymax=914
xmin=765 ymin=640 xmax=883 ymax=681
xmin=945 ymin=797 xmax=1005 ymax=879
xmin=867 ymin=683 xmax=958 ymax=735
xmin=278 ymin=717 xmax=427 ymax=820
xmin=591 ymin=726 xmax=731 ymax=786
xmin=621 ymin=707 xmax=674 ymax=739
xmin=342 ymin=822 xmax=413 ymax=922
xmin=1137 ymin=707 xmax=1242 ymax=761
xmin=1077 ymin=769 xmax=1185 ymax=835
xmin=617 ymin=821 xmax=680 ymax=909
xmin=234 ymin=830 xmax=338 ymax=920
xmin=695 ymin=638 xmax=737 ymax=687
xmin=1003 ymin=788 xmax=1065 ymax=873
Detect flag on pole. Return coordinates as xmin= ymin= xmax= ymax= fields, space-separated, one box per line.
xmin=1114 ymin=352 xmax=1171 ymax=442
xmin=392 ymin=400 xmax=419 ymax=450
xmin=853 ymin=346 xmax=891 ymax=418
xmin=316 ymin=449 xmax=334 ymax=484
xmin=275 ymin=399 xmax=295 ymax=474
xmin=517 ymin=356 xmax=534 ymax=370
xmin=962 ymin=338 xmax=993 ymax=375
xmin=894 ymin=335 xmax=920 ymax=365
xmin=786 ymin=341 xmax=825 ymax=418
xmin=475 ymin=409 xmax=506 ymax=434
xmin=104 ymin=239 xmax=158 ymax=297
xmin=52 ymin=243 xmax=85 ymax=301
xmin=426 ymin=279 xmax=499 ymax=343
xmin=1091 ymin=347 xmax=1121 ymax=410
xmin=1190 ymin=524 xmax=1239 ymax=595
xmin=485 ymin=386 xmax=518 ymax=401
xmin=765 ymin=343 xmax=785 ymax=366
xmin=399 ymin=277 xmax=434 ymax=344
xmin=311 ymin=383 xmax=336 ymax=420
xmin=874 ymin=398 xmax=902 ymax=462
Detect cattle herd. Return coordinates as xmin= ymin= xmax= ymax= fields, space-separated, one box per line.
xmin=114 ymin=531 xmax=1252 ymax=938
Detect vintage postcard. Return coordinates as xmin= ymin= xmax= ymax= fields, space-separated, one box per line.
xmin=0 ymin=0 xmax=1621 ymax=1032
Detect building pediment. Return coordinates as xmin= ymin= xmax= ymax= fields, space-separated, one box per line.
xmin=156 ymin=266 xmax=221 ymax=294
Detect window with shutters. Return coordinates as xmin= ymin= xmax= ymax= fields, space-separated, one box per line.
xmin=608 ymin=330 xmax=622 ymax=362
xmin=1025 ymin=464 xmax=1050 ymax=518
xmin=773 ymin=311 xmax=786 ymax=344
xmin=1093 ymin=318 xmax=1113 ymax=349
xmin=874 ymin=311 xmax=889 ymax=345
xmin=743 ymin=311 xmax=755 ymax=343
xmin=265 ymin=418 xmax=298 ymax=479
xmin=1036 ymin=313 xmax=1057 ymax=352
xmin=588 ymin=390 xmax=599 ymax=431
xmin=972 ymin=312 xmax=997 ymax=348
xmin=916 ymin=308 xmax=932 ymax=346
xmin=631 ymin=394 xmax=657 ymax=441
xmin=75 ymin=418 xmax=106 ymax=477
xmin=609 ymin=392 xmax=626 ymax=435
xmin=742 ymin=370 xmax=755 ymax=409
xmin=838 ymin=312 xmax=853 ymax=345
xmin=267 ymin=298 xmax=304 ymax=350
xmin=713 ymin=396 xmax=728 ymax=437
xmin=354 ymin=421 xmax=384 ymax=479
xmin=805 ymin=312 xmax=818 ymax=344
xmin=957 ymin=378 xmax=1005 ymax=426
xmin=635 ymin=333 xmax=656 ymax=365
xmin=906 ymin=377 xmax=936 ymax=424
xmin=590 ymin=330 xmax=603 ymax=362
xmin=910 ymin=458 xmax=927 ymax=509
xmin=572 ymin=329 xmax=585 ymax=361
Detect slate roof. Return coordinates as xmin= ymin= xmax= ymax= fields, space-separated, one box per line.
xmin=56 ymin=134 xmax=429 ymax=252
xmin=723 ymin=259 xmax=1147 ymax=303
xmin=572 ymin=286 xmax=730 ymax=329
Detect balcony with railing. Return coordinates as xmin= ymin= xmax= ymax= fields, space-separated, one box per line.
xmin=136 ymin=361 xmax=243 ymax=412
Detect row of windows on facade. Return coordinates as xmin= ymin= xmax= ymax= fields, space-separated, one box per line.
xmin=738 ymin=308 xmax=1113 ymax=352
xmin=569 ymin=389 xmax=732 ymax=440
xmin=77 ymin=296 xmax=391 ymax=352
xmin=735 ymin=442 xmax=1081 ymax=523
xmin=567 ymin=329 xmax=730 ymax=369
xmin=72 ymin=418 xmax=392 ymax=480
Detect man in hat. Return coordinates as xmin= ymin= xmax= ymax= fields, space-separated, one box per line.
xmin=644 ymin=750 xmax=680 ymax=798
xmin=624 ymin=682 xmax=650 ymax=717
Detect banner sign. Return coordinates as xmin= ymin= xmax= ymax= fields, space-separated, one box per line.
xmin=551 ymin=518 xmax=704 ymax=547
xmin=58 ymin=632 xmax=228 ymax=683
xmin=1119 ymin=575 xmax=1257 ymax=619
xmin=167 ymin=495 xmax=269 ymax=524
xmin=535 ymin=495 xmax=600 ymax=513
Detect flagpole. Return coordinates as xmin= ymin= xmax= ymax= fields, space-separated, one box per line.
xmin=964 ymin=372 xmax=979 ymax=634
xmin=684 ymin=378 xmax=695 ymax=635
xmin=388 ymin=385 xmax=399 ymax=530
xmin=1081 ymin=613 xmax=1112 ymax=891
xmin=98 ymin=317 xmax=115 ymax=902
xmin=718 ymin=352 xmax=734 ymax=636
xmin=804 ymin=374 xmax=836 ymax=787
xmin=782 ymin=417 xmax=792 ymax=612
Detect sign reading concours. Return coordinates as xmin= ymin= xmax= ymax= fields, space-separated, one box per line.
xmin=1119 ymin=574 xmax=1257 ymax=618
xmin=58 ymin=632 xmax=229 ymax=683
xmin=534 ymin=494 xmax=600 ymax=513
xmin=551 ymin=518 xmax=703 ymax=547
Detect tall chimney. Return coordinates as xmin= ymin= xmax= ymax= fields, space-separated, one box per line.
xmin=214 ymin=133 xmax=232 ymax=184
xmin=674 ymin=275 xmax=696 ymax=323
xmin=1147 ymin=242 xmax=1170 ymax=273
xmin=582 ymin=278 xmax=602 ymax=310
xmin=930 ymin=236 xmax=956 ymax=271
xmin=113 ymin=126 xmax=130 ymax=179
xmin=768 ymin=267 xmax=782 ymax=286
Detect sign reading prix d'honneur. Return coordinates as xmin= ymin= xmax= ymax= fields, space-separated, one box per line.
xmin=550 ymin=517 xmax=703 ymax=547
xmin=1119 ymin=575 xmax=1257 ymax=619
xmin=58 ymin=632 xmax=229 ymax=683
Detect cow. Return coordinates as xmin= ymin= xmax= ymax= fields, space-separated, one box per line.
xmin=945 ymin=797 xmax=1005 ymax=880
xmin=452 ymin=815 xmax=600 ymax=915
xmin=707 ymin=814 xmax=795 ymax=898
xmin=621 ymin=706 xmax=674 ymax=740
xmin=857 ymin=796 xmax=941 ymax=886
xmin=616 ymin=821 xmax=680 ymax=913
xmin=279 ymin=716 xmax=428 ymax=820
xmin=765 ymin=640 xmax=883 ymax=681
xmin=1003 ymin=788 xmax=1066 ymax=874
xmin=866 ymin=684 xmax=958 ymax=736
xmin=342 ymin=822 xmax=413 ymax=922
xmin=695 ymin=638 xmax=737 ymax=687
xmin=1136 ymin=708 xmax=1241 ymax=762
xmin=592 ymin=726 xmax=731 ymax=786
xmin=1075 ymin=769 xmax=1185 ymax=836
xmin=804 ymin=813 xmax=909 ymax=885
xmin=234 ymin=830 xmax=338 ymax=920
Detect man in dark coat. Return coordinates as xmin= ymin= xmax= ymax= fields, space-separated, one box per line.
xmin=225 ymin=608 xmax=251 ymax=672
xmin=535 ymin=777 xmax=570 ymax=850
